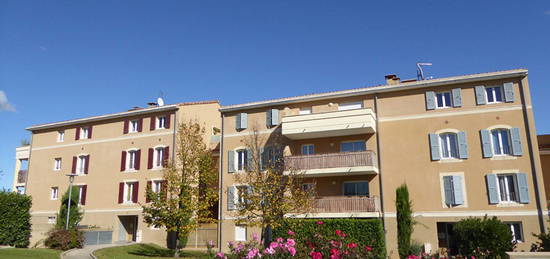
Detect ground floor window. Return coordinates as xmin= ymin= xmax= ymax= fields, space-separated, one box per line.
xmin=235 ymin=225 xmax=247 ymax=241
xmin=506 ymin=222 xmax=523 ymax=242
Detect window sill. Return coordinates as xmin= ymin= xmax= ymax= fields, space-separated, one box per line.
xmin=443 ymin=204 xmax=467 ymax=209
xmin=122 ymin=202 xmax=137 ymax=205
xmin=496 ymin=202 xmax=524 ymax=207
xmin=124 ymin=170 xmax=138 ymax=173
xmin=438 ymin=158 xmax=463 ymax=163
xmin=151 ymin=167 xmax=164 ymax=171
xmin=491 ymin=155 xmax=517 ymax=161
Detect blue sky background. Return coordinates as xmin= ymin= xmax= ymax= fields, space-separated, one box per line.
xmin=1 ymin=1 xmax=549 ymax=190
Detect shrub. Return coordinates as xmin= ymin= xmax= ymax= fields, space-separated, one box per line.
xmin=531 ymin=226 xmax=550 ymax=252
xmin=273 ymin=218 xmax=385 ymax=258
xmin=216 ymin=233 xmax=298 ymax=258
xmin=0 ymin=191 xmax=32 ymax=247
xmin=396 ymin=184 xmax=413 ymax=259
xmin=44 ymin=229 xmax=84 ymax=250
xmin=56 ymin=186 xmax=82 ymax=230
xmin=452 ymin=216 xmax=514 ymax=257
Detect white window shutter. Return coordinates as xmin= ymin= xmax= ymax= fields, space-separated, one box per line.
xmin=425 ymin=91 xmax=436 ymax=110
xmin=452 ymin=88 xmax=462 ymax=107
xmin=510 ymin=128 xmax=523 ymax=156
xmin=452 ymin=175 xmax=464 ymax=205
xmin=480 ymin=130 xmax=493 ymax=158
xmin=516 ymin=173 xmax=530 ymax=204
xmin=475 ymin=86 xmax=486 ymax=105
xmin=429 ymin=133 xmax=441 ymax=161
xmin=503 ymin=82 xmax=515 ymax=103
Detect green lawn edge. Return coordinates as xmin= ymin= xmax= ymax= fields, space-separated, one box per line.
xmin=0 ymin=248 xmax=62 ymax=259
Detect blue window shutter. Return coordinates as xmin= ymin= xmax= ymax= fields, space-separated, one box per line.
xmin=425 ymin=91 xmax=436 ymax=110
xmin=452 ymin=175 xmax=464 ymax=205
xmin=475 ymin=86 xmax=486 ymax=105
xmin=429 ymin=133 xmax=441 ymax=161
xmin=228 ymin=150 xmax=235 ymax=173
xmin=486 ymin=174 xmax=499 ymax=204
xmin=227 ymin=186 xmax=236 ymax=210
xmin=503 ymin=82 xmax=515 ymax=103
xmin=510 ymin=128 xmax=523 ymax=156
xmin=480 ymin=130 xmax=493 ymax=158
xmin=517 ymin=173 xmax=530 ymax=204
xmin=452 ymin=88 xmax=462 ymax=107
xmin=457 ymin=131 xmax=468 ymax=159
xmin=443 ymin=176 xmax=454 ymax=206
xmin=271 ymin=109 xmax=279 ymax=126
xmin=241 ymin=113 xmax=248 ymax=129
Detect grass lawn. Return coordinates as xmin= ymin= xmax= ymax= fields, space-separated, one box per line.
xmin=0 ymin=248 xmax=62 ymax=259
xmin=93 ymin=243 xmax=210 ymax=259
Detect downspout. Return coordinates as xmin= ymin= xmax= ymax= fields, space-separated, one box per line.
xmin=217 ymin=112 xmax=225 ymax=252
xmin=518 ymin=79 xmax=546 ymax=233
xmin=373 ymin=95 xmax=388 ymax=247
xmin=23 ymin=133 xmax=34 ymax=194
xmin=172 ymin=110 xmax=177 ymax=164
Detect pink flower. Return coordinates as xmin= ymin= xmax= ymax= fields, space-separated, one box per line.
xmin=365 ymin=246 xmax=372 ymax=251
xmin=286 ymin=238 xmax=296 ymax=247
xmin=264 ymin=247 xmax=275 ymax=255
xmin=310 ymin=251 xmax=322 ymax=259
xmin=247 ymin=248 xmax=260 ymax=259
xmin=269 ymin=242 xmax=279 ymax=249
xmin=252 ymin=233 xmax=260 ymax=241
xmin=276 ymin=237 xmax=284 ymax=243
xmin=288 ymin=246 xmax=296 ymax=256
xmin=330 ymin=240 xmax=341 ymax=248
xmin=288 ymin=230 xmax=295 ymax=236
xmin=347 ymin=242 xmax=358 ymax=249
xmin=316 ymin=220 xmax=324 ymax=225
xmin=335 ymin=230 xmax=346 ymax=237
xmin=216 ymin=252 xmax=227 ymax=259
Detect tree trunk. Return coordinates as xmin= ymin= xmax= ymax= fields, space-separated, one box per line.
xmin=174 ymin=231 xmax=180 ymax=258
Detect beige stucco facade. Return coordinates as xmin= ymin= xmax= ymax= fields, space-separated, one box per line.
xmin=538 ymin=135 xmax=550 ymax=202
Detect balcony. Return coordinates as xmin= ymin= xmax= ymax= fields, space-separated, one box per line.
xmin=284 ymin=151 xmax=378 ymax=177
xmin=281 ymin=108 xmax=376 ymax=140
xmin=313 ymin=196 xmax=379 ymax=213
xmin=17 ymin=170 xmax=27 ymax=184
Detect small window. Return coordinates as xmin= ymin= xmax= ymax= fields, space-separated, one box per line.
xmin=506 ymin=222 xmax=523 ymax=242
xmin=127 ymin=150 xmax=138 ymax=170
xmin=497 ymin=175 xmax=518 ymax=202
xmin=343 ymin=182 xmax=369 ymax=196
xmin=486 ymin=86 xmax=503 ymax=103
xmin=301 ymin=144 xmax=315 ymax=155
xmin=77 ymin=185 xmax=85 ymax=205
xmin=16 ymin=186 xmax=25 ymax=194
xmin=152 ymin=180 xmax=162 ymax=193
xmin=77 ymin=155 xmax=87 ymax=174
xmin=338 ymin=102 xmax=363 ymax=111
xmin=492 ymin=129 xmax=511 ymax=156
xmin=235 ymin=185 xmax=248 ymax=205
xmin=157 ymin=116 xmax=167 ymax=129
xmin=80 ymin=127 xmax=89 ymax=139
xmin=129 ymin=120 xmax=139 ymax=133
xmin=48 ymin=216 xmax=56 ymax=224
xmin=154 ymin=147 xmax=165 ymax=168
xmin=124 ymin=182 xmax=136 ymax=203
xmin=57 ymin=131 xmax=65 ymax=142
xmin=439 ymin=133 xmax=459 ymax=159
xmin=299 ymin=107 xmax=312 ymax=115
xmin=340 ymin=141 xmax=366 ymax=152
xmin=50 ymin=187 xmax=59 ymax=200
xmin=236 ymin=149 xmax=247 ymax=171
xmin=435 ymin=92 xmax=452 ymax=108
xmin=235 ymin=225 xmax=247 ymax=241
xmin=54 ymin=158 xmax=62 ymax=171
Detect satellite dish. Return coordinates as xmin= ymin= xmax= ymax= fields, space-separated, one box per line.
xmin=157 ymin=97 xmax=165 ymax=106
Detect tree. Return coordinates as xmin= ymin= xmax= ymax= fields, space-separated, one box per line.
xmin=56 ymin=186 xmax=82 ymax=230
xmin=232 ymin=127 xmax=314 ymax=246
xmin=396 ymin=184 xmax=413 ymax=259
xmin=142 ymin=121 xmax=218 ymax=258
xmin=453 ymin=216 xmax=514 ymax=257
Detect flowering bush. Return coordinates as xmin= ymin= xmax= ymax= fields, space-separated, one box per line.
xmin=216 ymin=233 xmax=297 ymax=259
xmin=301 ymin=226 xmax=377 ymax=259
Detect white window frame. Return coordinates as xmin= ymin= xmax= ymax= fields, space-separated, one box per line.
xmin=153 ymin=146 xmax=165 ymax=169
xmin=235 ymin=225 xmax=247 ymax=241
xmin=75 ymin=185 xmax=85 ymax=205
xmin=485 ymin=86 xmax=503 ymax=104
xmin=338 ymin=101 xmax=363 ymax=111
xmin=496 ymin=174 xmax=519 ymax=203
xmin=123 ymin=181 xmax=137 ymax=204
xmin=435 ymin=91 xmax=452 ymax=109
xmin=299 ymin=107 xmax=312 ymax=115
xmin=506 ymin=222 xmax=524 ymax=243
xmin=80 ymin=127 xmax=89 ymax=139
xmin=438 ymin=133 xmax=459 ymax=159
xmin=152 ymin=180 xmax=162 ymax=193
xmin=301 ymin=144 xmax=315 ymax=155
xmin=16 ymin=186 xmax=25 ymax=194
xmin=57 ymin=131 xmax=65 ymax=142
xmin=491 ymin=128 xmax=512 ymax=156
xmin=50 ymin=187 xmax=59 ymax=200
xmin=126 ymin=149 xmax=139 ymax=171
xmin=54 ymin=158 xmax=62 ymax=171
xmin=235 ymin=149 xmax=247 ymax=172
xmin=156 ymin=116 xmax=167 ymax=129
xmin=76 ymin=155 xmax=88 ymax=175
xmin=234 ymin=185 xmax=249 ymax=205
xmin=129 ymin=119 xmax=139 ymax=133
xmin=48 ymin=216 xmax=56 ymax=224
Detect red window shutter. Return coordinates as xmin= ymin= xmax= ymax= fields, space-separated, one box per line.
xmin=150 ymin=116 xmax=156 ymax=130
xmin=88 ymin=126 xmax=93 ymax=139
xmin=163 ymin=146 xmax=170 ymax=167
xmin=84 ymin=155 xmax=90 ymax=174
xmin=75 ymin=127 xmax=80 ymax=140
xmin=118 ymin=182 xmax=124 ymax=204
xmin=120 ymin=151 xmax=127 ymax=172
xmin=138 ymin=118 xmax=143 ymax=132
xmin=165 ymin=114 xmax=171 ymax=129
xmin=81 ymin=185 xmax=87 ymax=205
xmin=123 ymin=120 xmax=129 ymax=134
xmin=147 ymin=148 xmax=154 ymax=169
xmin=135 ymin=150 xmax=141 ymax=170
xmin=132 ymin=182 xmax=139 ymax=203
xmin=71 ymin=156 xmax=77 ymax=173
xmin=146 ymin=181 xmax=152 ymax=203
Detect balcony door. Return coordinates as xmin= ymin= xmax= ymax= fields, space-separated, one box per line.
xmin=343 ymin=181 xmax=369 ymax=197
xmin=340 ymin=141 xmax=366 ymax=152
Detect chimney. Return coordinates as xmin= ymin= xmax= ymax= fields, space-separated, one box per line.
xmin=385 ymin=74 xmax=401 ymax=85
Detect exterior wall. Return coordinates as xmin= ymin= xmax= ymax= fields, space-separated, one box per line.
xmin=12 ymin=145 xmax=30 ymax=193
xmin=538 ymin=135 xmax=550 ymax=201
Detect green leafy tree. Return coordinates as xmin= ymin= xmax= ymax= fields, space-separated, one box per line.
xmin=452 ymin=216 xmax=514 ymax=257
xmin=532 ymin=220 xmax=550 ymax=252
xmin=142 ymin=120 xmax=218 ymax=258
xmin=56 ymin=186 xmax=82 ymax=230
xmin=0 ymin=191 xmax=32 ymax=247
xmin=396 ymin=184 xmax=413 ymax=259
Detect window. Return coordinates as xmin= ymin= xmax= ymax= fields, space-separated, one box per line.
xmin=492 ymin=129 xmax=511 ymax=156
xmin=236 ymin=149 xmax=247 ymax=171
xmin=130 ymin=120 xmax=139 ymax=133
xmin=486 ymin=86 xmax=503 ymax=103
xmin=439 ymin=133 xmax=459 ymax=159
xmin=77 ymin=186 xmax=85 ymax=205
xmin=506 ymin=223 xmax=523 ymax=242
xmin=236 ymin=185 xmax=249 ymax=205
xmin=77 ymin=155 xmax=87 ymax=174
xmin=57 ymin=131 xmax=64 ymax=142
xmin=301 ymin=144 xmax=315 ymax=155
xmin=435 ymin=92 xmax=452 ymax=108
xmin=497 ymin=175 xmax=518 ymax=202
xmin=299 ymin=107 xmax=312 ymax=115
xmin=80 ymin=127 xmax=89 ymax=139
xmin=127 ymin=150 xmax=138 ymax=170
xmin=124 ymin=182 xmax=137 ymax=203
xmin=343 ymin=182 xmax=369 ymax=196
xmin=235 ymin=225 xmax=247 ymax=241
xmin=50 ymin=187 xmax=59 ymax=200
xmin=154 ymin=147 xmax=165 ymax=168
xmin=157 ymin=116 xmax=166 ymax=129
xmin=302 ymin=183 xmax=316 ymax=194
xmin=16 ymin=186 xmax=25 ymax=194
xmin=152 ymin=180 xmax=162 ymax=193
xmin=442 ymin=175 xmax=464 ymax=206
xmin=338 ymin=102 xmax=363 ymax=111
xmin=48 ymin=216 xmax=56 ymax=224
xmin=340 ymin=141 xmax=366 ymax=152
xmin=54 ymin=158 xmax=62 ymax=171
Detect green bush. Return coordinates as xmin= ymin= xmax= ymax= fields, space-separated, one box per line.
xmin=56 ymin=186 xmax=82 ymax=229
xmin=44 ymin=229 xmax=83 ymax=250
xmin=273 ymin=218 xmax=386 ymax=258
xmin=0 ymin=191 xmax=32 ymax=247
xmin=452 ymin=216 xmax=514 ymax=257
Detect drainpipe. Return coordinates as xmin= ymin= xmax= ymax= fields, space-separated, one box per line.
xmin=217 ymin=113 xmax=225 ymax=251
xmin=518 ymin=79 xmax=546 ymax=233
xmin=373 ymin=95 xmax=388 ymax=249
xmin=23 ymin=133 xmax=34 ymax=194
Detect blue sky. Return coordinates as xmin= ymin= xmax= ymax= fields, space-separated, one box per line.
xmin=1 ymin=1 xmax=549 ymax=190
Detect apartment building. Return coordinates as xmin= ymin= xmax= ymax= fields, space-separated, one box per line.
xmin=21 ymin=100 xmax=220 ymax=247
xmin=217 ymin=69 xmax=547 ymax=256
xmin=539 ymin=135 xmax=550 ymax=201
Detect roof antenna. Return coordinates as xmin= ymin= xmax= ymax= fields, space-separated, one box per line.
xmin=417 ymin=62 xmax=433 ymax=80
xmin=157 ymin=91 xmax=165 ymax=106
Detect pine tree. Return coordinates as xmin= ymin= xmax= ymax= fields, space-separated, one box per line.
xmin=55 ymin=186 xmax=82 ymax=229
xmin=396 ymin=184 xmax=413 ymax=259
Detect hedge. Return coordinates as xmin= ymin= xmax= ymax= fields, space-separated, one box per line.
xmin=273 ymin=218 xmax=386 ymax=258
xmin=0 ymin=191 xmax=32 ymax=247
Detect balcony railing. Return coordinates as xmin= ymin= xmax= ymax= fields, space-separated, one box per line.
xmin=312 ymin=196 xmax=379 ymax=213
xmin=284 ymin=151 xmax=377 ymax=171
xmin=17 ymin=170 xmax=28 ymax=184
